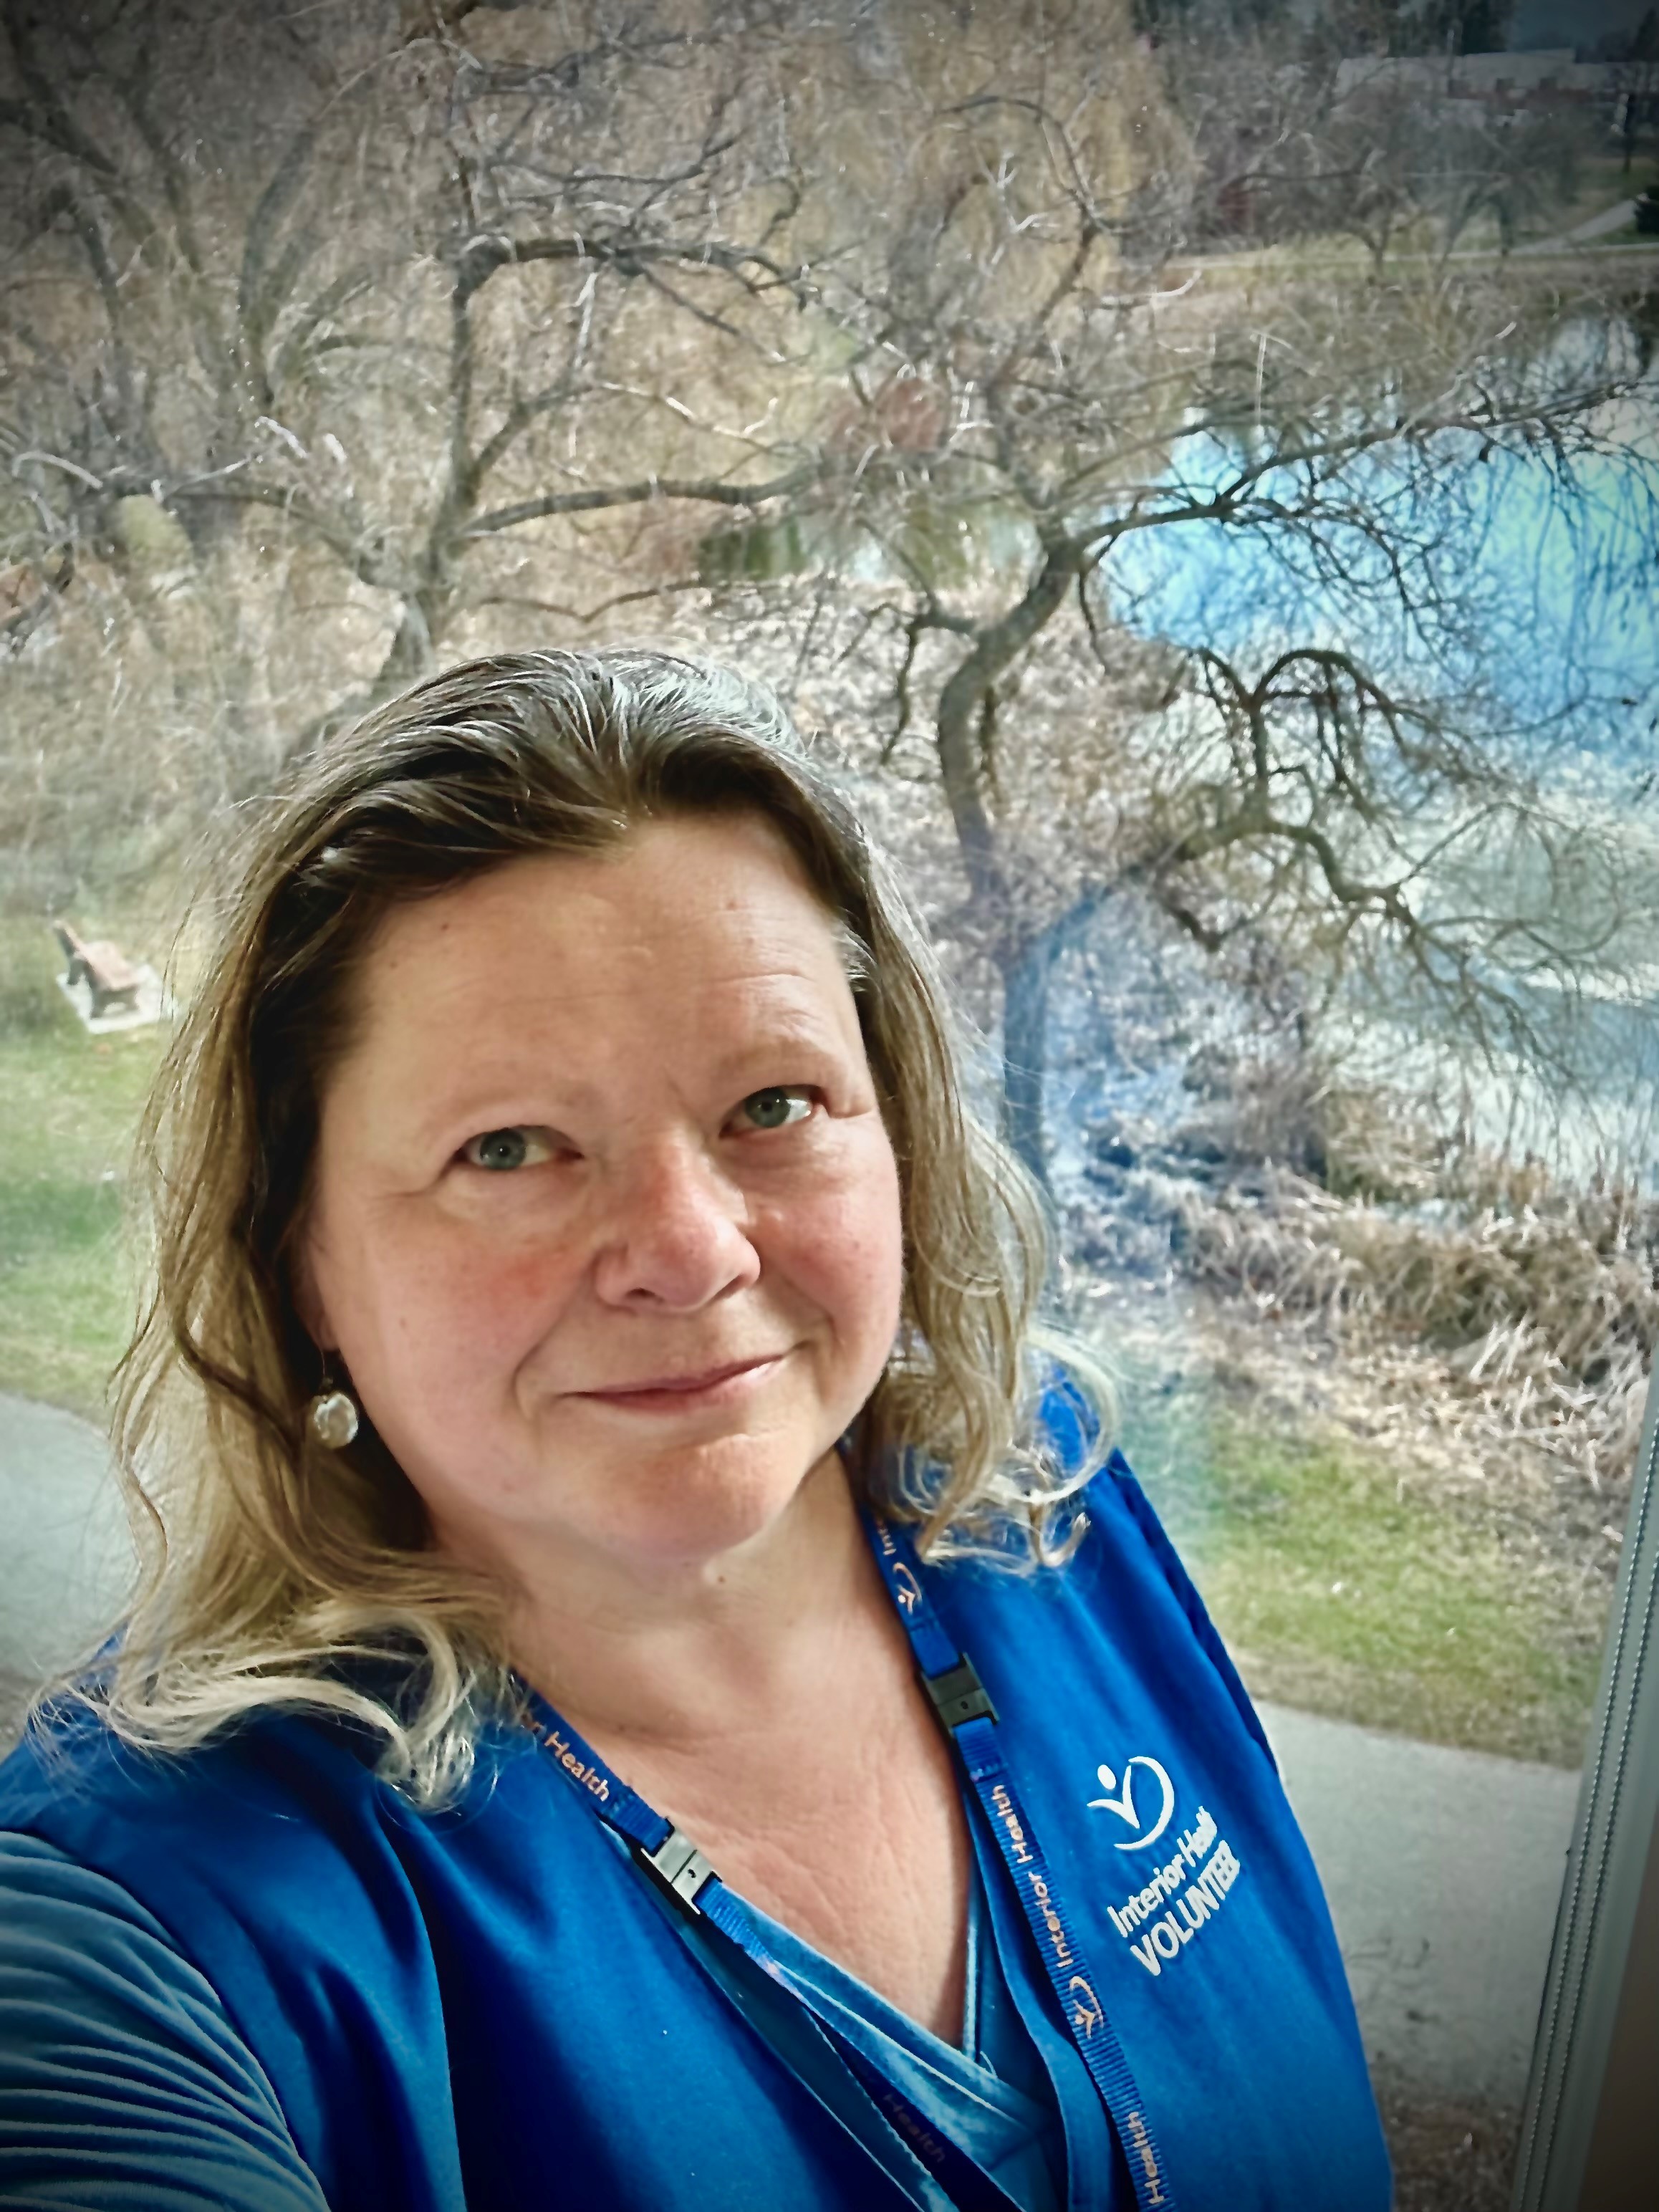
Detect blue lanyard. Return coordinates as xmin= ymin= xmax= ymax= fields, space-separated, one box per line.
xmin=862 ymin=1512 xmax=1176 ymax=2212
xmin=517 ymin=1506 xmax=1176 ymax=2212
xmin=519 ymin=1682 xmax=1022 ymax=2211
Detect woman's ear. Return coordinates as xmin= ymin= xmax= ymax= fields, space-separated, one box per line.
xmin=288 ymin=1219 xmax=335 ymax=1352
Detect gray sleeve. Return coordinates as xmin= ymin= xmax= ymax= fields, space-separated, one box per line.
xmin=0 ymin=1831 xmax=329 ymax=2210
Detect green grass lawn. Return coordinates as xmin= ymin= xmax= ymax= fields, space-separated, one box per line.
xmin=0 ymin=918 xmax=163 ymax=1417
xmin=1121 ymin=1390 xmax=1607 ymax=1770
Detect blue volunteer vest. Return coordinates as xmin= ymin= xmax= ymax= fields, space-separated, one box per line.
xmin=0 ymin=1454 xmax=1390 ymax=2211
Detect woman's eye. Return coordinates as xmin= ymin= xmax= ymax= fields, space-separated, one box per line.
xmin=736 ymin=1087 xmax=814 ymax=1132
xmin=461 ymin=1127 xmax=556 ymax=1172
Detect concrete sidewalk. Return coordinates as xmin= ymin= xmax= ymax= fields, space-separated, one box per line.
xmin=1261 ymin=1699 xmax=1578 ymax=2104
xmin=0 ymin=1391 xmax=1580 ymax=2101
xmin=0 ymin=1391 xmax=132 ymax=1715
xmin=1532 ymin=197 xmax=1638 ymax=249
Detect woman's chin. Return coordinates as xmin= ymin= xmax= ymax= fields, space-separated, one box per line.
xmin=409 ymin=1403 xmax=852 ymax=1587
xmin=446 ymin=1428 xmax=833 ymax=1580
xmin=586 ymin=1453 xmax=824 ymax=1574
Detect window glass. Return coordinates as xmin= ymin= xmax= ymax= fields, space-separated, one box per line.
xmin=1 ymin=5 xmax=1655 ymax=2205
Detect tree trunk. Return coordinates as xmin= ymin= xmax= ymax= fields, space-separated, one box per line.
xmin=932 ymin=549 xmax=1077 ymax=911
xmin=1000 ymin=924 xmax=1054 ymax=1193
xmin=269 ymin=584 xmax=449 ymax=777
xmin=927 ymin=547 xmax=1087 ymax=1193
xmin=372 ymin=594 xmax=442 ymax=692
xmin=996 ymin=889 xmax=1107 ymax=1201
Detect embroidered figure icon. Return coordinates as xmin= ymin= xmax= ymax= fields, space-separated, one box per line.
xmin=1087 ymin=1755 xmax=1176 ymax=1851
xmin=890 ymin=1562 xmax=923 ymax=1612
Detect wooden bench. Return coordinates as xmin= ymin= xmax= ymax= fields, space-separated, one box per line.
xmin=54 ymin=920 xmax=142 ymax=1019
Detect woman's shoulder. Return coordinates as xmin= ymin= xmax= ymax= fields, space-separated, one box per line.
xmin=0 ymin=1655 xmax=540 ymax=1827
xmin=941 ymin=1380 xmax=1276 ymax=1771
xmin=0 ymin=1687 xmax=522 ymax=1919
xmin=0 ymin=1693 xmax=383 ymax=1835
xmin=1074 ymin=1450 xmax=1273 ymax=1760
xmin=0 ymin=1692 xmax=542 ymax=2056
xmin=1032 ymin=1368 xmax=1187 ymax=1573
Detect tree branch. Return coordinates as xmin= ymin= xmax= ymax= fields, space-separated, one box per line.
xmin=456 ymin=460 xmax=826 ymax=542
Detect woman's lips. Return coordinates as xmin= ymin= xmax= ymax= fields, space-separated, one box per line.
xmin=569 ymin=1355 xmax=784 ymax=1414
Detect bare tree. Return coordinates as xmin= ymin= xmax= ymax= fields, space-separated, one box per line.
xmin=682 ymin=6 xmax=1659 ymax=1180
xmin=0 ymin=0 xmax=828 ymax=822
xmin=4 ymin=0 xmax=1654 ymax=1205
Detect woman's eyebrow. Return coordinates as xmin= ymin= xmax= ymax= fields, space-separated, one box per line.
xmin=396 ymin=1079 xmax=587 ymax=1153
xmin=703 ymin=1018 xmax=850 ymax=1077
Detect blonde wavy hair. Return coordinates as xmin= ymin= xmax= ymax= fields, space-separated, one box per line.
xmin=91 ymin=649 xmax=1110 ymax=1804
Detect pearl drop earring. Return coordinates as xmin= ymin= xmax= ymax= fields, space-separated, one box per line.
xmin=307 ymin=1360 xmax=360 ymax=1450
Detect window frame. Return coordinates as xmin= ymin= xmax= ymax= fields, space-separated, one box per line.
xmin=1513 ymin=1359 xmax=1659 ymax=2208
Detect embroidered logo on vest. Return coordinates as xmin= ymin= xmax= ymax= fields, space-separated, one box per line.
xmin=1087 ymin=1755 xmax=1175 ymax=1850
xmin=1093 ymin=1783 xmax=1248 ymax=1981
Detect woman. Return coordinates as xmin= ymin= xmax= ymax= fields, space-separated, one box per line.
xmin=0 ymin=650 xmax=1388 ymax=2211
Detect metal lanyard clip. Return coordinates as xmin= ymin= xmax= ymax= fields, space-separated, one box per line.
xmin=635 ymin=1825 xmax=716 ymax=1916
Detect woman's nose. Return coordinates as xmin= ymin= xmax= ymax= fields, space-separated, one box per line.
xmin=590 ymin=1138 xmax=761 ymax=1311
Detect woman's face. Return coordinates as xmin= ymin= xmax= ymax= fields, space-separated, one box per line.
xmin=299 ymin=812 xmax=905 ymax=1580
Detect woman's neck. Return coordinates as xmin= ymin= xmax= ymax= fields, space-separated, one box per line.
xmin=491 ymin=1449 xmax=883 ymax=1752
xmin=494 ymin=1450 xmax=973 ymax=2046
